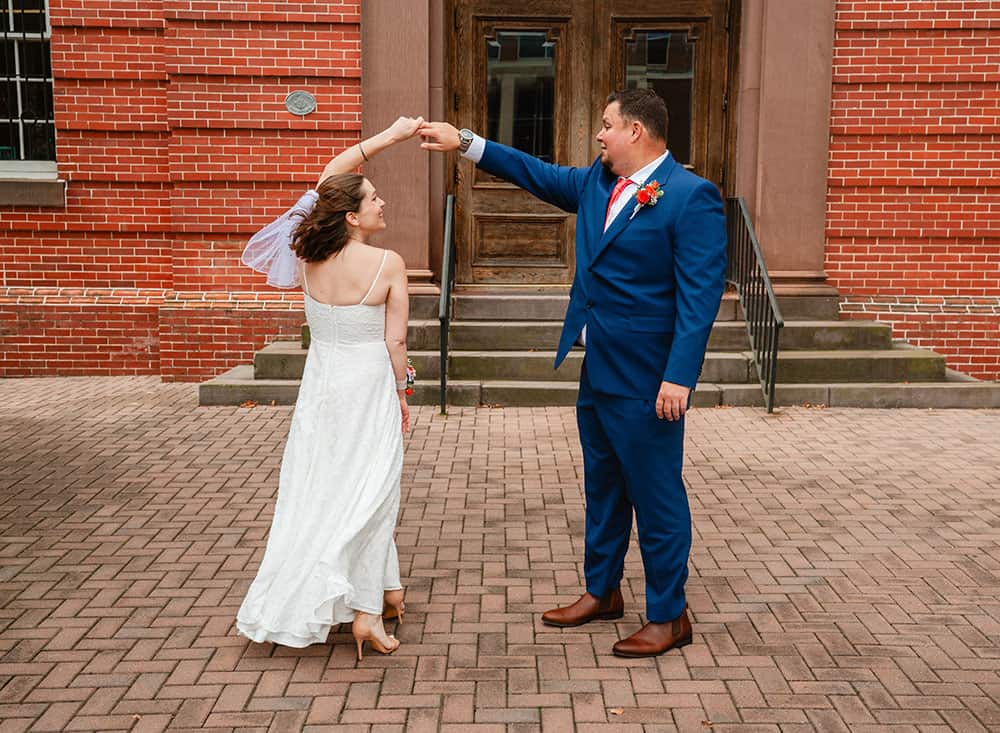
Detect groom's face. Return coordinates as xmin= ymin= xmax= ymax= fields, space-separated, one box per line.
xmin=596 ymin=101 xmax=630 ymax=175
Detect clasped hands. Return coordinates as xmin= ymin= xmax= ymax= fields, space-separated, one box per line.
xmin=384 ymin=118 xmax=459 ymax=149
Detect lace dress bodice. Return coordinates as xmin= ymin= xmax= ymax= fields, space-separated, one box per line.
xmin=303 ymin=296 xmax=386 ymax=347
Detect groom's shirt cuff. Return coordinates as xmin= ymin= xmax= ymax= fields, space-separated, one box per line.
xmin=461 ymin=133 xmax=487 ymax=163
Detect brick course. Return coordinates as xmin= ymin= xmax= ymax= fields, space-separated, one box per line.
xmin=827 ymin=0 xmax=1000 ymax=380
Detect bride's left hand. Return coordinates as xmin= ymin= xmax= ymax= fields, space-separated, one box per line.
xmin=386 ymin=116 xmax=424 ymax=144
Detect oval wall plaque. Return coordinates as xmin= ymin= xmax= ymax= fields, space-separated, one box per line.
xmin=285 ymin=91 xmax=317 ymax=116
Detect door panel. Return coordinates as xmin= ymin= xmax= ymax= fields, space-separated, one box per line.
xmin=594 ymin=0 xmax=730 ymax=181
xmin=452 ymin=1 xmax=591 ymax=284
xmin=449 ymin=0 xmax=732 ymax=285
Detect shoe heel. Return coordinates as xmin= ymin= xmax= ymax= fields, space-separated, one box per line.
xmin=598 ymin=610 xmax=624 ymax=621
xmin=355 ymin=638 xmax=364 ymax=661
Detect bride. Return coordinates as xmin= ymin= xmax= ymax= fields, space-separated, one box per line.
xmin=236 ymin=116 xmax=423 ymax=659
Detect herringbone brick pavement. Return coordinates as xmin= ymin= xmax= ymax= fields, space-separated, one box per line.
xmin=1 ymin=377 xmax=999 ymax=732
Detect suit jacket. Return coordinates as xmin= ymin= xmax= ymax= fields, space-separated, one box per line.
xmin=477 ymin=141 xmax=727 ymax=399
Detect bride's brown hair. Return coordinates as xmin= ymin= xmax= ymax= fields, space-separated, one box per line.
xmin=291 ymin=173 xmax=366 ymax=262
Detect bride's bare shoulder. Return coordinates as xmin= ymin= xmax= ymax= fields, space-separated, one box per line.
xmin=359 ymin=244 xmax=404 ymax=269
xmin=380 ymin=248 xmax=406 ymax=274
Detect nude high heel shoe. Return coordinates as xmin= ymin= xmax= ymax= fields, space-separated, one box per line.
xmin=351 ymin=612 xmax=399 ymax=661
xmin=382 ymin=588 xmax=405 ymax=625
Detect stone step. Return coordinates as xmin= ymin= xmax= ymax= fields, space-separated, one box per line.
xmin=253 ymin=343 xmax=943 ymax=385
xmin=451 ymin=292 xmax=741 ymax=321
xmin=701 ymin=380 xmax=1000 ymax=409
xmin=300 ymin=317 xmax=891 ymax=353
xmin=450 ymin=291 xmax=842 ymax=322
xmin=256 ymin=345 xmax=748 ymax=384
xmin=200 ymin=367 xmax=1000 ymax=409
xmin=452 ymin=293 xmax=569 ymax=321
xmin=409 ymin=294 xmax=440 ymax=320
xmin=255 ymin=342 xmax=441 ymax=381
xmin=448 ymin=351 xmax=750 ymax=383
xmin=200 ymin=365 xmax=477 ymax=407
xmin=775 ymin=348 xmax=945 ymax=383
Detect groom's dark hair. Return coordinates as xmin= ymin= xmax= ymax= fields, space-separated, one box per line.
xmin=607 ymin=88 xmax=668 ymax=143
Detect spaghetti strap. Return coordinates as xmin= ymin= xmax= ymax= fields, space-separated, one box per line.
xmin=300 ymin=263 xmax=311 ymax=297
xmin=358 ymin=250 xmax=389 ymax=306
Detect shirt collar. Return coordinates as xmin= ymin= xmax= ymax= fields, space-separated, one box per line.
xmin=626 ymin=150 xmax=670 ymax=188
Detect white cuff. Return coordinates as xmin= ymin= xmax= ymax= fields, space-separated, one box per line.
xmin=461 ymin=134 xmax=486 ymax=163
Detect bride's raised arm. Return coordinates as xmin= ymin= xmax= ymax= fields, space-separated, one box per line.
xmin=318 ymin=116 xmax=424 ymax=185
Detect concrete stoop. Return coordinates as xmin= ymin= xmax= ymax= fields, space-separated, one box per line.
xmin=199 ymin=292 xmax=1000 ymax=409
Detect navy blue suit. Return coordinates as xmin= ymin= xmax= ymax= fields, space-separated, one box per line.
xmin=477 ymin=141 xmax=726 ymax=622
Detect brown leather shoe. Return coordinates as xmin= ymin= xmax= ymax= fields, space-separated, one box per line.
xmin=612 ymin=606 xmax=692 ymax=658
xmin=541 ymin=588 xmax=624 ymax=628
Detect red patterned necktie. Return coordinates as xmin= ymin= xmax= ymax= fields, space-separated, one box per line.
xmin=605 ymin=176 xmax=632 ymax=224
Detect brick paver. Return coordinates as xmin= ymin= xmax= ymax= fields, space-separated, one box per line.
xmin=1 ymin=377 xmax=999 ymax=732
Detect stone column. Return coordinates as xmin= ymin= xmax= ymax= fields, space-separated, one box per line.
xmin=361 ymin=0 xmax=436 ymax=290
xmin=734 ymin=0 xmax=838 ymax=296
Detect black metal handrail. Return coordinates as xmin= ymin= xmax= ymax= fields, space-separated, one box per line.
xmin=725 ymin=197 xmax=784 ymax=412
xmin=438 ymin=194 xmax=456 ymax=414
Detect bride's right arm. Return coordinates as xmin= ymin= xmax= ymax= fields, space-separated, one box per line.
xmin=317 ymin=116 xmax=424 ymax=185
xmin=383 ymin=252 xmax=411 ymax=431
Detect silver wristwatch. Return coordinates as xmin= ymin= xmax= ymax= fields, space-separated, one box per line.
xmin=458 ymin=128 xmax=475 ymax=154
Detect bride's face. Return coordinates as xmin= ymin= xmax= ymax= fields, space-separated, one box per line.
xmin=352 ymin=178 xmax=387 ymax=235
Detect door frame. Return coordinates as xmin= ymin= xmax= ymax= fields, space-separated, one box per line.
xmin=435 ymin=0 xmax=743 ymax=286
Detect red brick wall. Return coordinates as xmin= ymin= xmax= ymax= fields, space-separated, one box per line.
xmin=0 ymin=0 xmax=361 ymax=380
xmin=827 ymin=0 xmax=1000 ymax=380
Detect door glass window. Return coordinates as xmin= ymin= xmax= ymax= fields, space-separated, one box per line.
xmin=625 ymin=30 xmax=693 ymax=164
xmin=486 ymin=31 xmax=555 ymax=162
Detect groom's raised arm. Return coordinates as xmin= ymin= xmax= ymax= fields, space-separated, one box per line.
xmin=420 ymin=123 xmax=588 ymax=213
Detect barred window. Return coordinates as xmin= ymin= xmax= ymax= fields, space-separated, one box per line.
xmin=1 ymin=0 xmax=55 ymax=162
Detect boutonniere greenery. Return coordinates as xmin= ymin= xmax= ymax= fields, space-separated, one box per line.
xmin=629 ymin=180 xmax=664 ymax=220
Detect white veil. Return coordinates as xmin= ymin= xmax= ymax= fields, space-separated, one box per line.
xmin=240 ymin=189 xmax=319 ymax=289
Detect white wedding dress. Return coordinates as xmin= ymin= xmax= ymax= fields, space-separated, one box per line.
xmin=236 ymin=251 xmax=403 ymax=647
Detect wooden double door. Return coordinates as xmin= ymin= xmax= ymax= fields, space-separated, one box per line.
xmin=449 ymin=0 xmax=735 ymax=285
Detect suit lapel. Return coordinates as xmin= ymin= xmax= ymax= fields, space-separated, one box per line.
xmin=582 ymin=170 xmax=617 ymax=264
xmin=590 ymin=153 xmax=680 ymax=267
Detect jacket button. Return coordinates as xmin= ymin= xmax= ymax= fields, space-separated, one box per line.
xmin=585 ymin=301 xmax=593 ymax=309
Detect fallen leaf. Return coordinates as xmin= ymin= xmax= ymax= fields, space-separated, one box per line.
xmin=609 ymin=708 xmax=624 ymax=715
xmin=239 ymin=400 xmax=258 ymax=408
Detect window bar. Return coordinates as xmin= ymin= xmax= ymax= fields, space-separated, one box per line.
xmin=15 ymin=0 xmax=24 ymax=160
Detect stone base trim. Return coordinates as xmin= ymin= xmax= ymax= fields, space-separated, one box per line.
xmin=841 ymin=295 xmax=1000 ymax=315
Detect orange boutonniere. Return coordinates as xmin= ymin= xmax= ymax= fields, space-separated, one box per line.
xmin=630 ymin=180 xmax=664 ymax=220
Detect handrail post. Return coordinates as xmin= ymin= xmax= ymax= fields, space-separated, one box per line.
xmin=725 ymin=197 xmax=784 ymax=412
xmin=438 ymin=195 xmax=456 ymax=415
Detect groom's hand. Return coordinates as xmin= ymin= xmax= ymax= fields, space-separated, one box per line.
xmin=656 ymin=381 xmax=691 ymax=421
xmin=419 ymin=122 xmax=461 ymax=152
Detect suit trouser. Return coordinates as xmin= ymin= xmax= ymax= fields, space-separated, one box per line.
xmin=577 ymin=363 xmax=690 ymax=624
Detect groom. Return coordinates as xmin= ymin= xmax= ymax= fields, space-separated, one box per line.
xmin=420 ymin=88 xmax=726 ymax=657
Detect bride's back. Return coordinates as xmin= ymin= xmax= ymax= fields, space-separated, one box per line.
xmin=303 ymin=242 xmax=390 ymax=307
